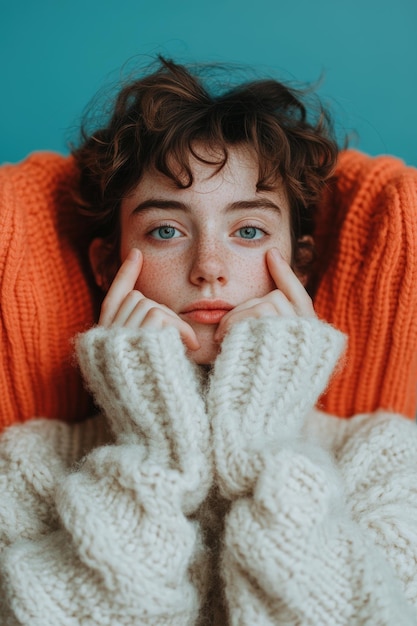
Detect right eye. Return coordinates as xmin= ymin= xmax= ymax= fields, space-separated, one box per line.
xmin=149 ymin=225 xmax=182 ymax=240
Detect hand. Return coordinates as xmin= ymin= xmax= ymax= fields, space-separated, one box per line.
xmin=214 ymin=248 xmax=315 ymax=343
xmin=98 ymin=248 xmax=200 ymax=351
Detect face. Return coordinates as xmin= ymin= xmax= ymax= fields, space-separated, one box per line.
xmin=118 ymin=145 xmax=293 ymax=363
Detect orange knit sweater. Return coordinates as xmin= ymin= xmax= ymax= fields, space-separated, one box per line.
xmin=313 ymin=150 xmax=417 ymax=419
xmin=0 ymin=150 xmax=416 ymax=430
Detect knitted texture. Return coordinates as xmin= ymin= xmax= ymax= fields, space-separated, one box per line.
xmin=0 ymin=152 xmax=96 ymax=429
xmin=0 ymin=149 xmax=416 ymax=429
xmin=1 ymin=319 xmax=417 ymax=625
xmin=207 ymin=318 xmax=417 ymax=624
xmin=76 ymin=325 xmax=213 ymax=512
xmin=0 ymin=326 xmax=212 ymax=625
xmin=220 ymin=431 xmax=417 ymax=625
xmin=313 ymin=150 xmax=417 ymax=418
xmin=208 ymin=317 xmax=345 ymax=498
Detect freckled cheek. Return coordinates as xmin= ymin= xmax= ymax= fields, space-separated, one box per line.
xmin=134 ymin=256 xmax=184 ymax=306
xmin=232 ymin=255 xmax=275 ymax=297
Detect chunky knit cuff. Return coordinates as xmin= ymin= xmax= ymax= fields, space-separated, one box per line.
xmin=76 ymin=325 xmax=212 ymax=510
xmin=222 ymin=444 xmax=416 ymax=625
xmin=208 ymin=316 xmax=346 ymax=498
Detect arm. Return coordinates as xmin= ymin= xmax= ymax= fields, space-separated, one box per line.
xmin=336 ymin=410 xmax=417 ymax=608
xmin=209 ymin=317 xmax=417 ymax=625
xmin=0 ymin=414 xmax=109 ymax=549
xmin=0 ymin=325 xmax=211 ymax=626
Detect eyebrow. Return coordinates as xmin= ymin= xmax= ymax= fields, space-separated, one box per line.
xmin=131 ymin=198 xmax=283 ymax=215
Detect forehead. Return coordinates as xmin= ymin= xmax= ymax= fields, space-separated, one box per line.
xmin=126 ymin=144 xmax=288 ymax=207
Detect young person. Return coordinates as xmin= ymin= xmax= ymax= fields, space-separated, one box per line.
xmin=1 ymin=57 xmax=416 ymax=625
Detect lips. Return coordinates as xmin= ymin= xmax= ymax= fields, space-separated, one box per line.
xmin=180 ymin=300 xmax=234 ymax=325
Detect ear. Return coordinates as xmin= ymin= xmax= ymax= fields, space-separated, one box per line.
xmin=294 ymin=235 xmax=315 ymax=287
xmin=89 ymin=238 xmax=119 ymax=292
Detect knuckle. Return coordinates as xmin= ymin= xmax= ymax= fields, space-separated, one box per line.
xmin=243 ymin=302 xmax=275 ymax=319
xmin=145 ymin=306 xmax=167 ymax=323
xmin=255 ymin=301 xmax=273 ymax=314
xmin=269 ymin=291 xmax=286 ymax=305
xmin=125 ymin=289 xmax=142 ymax=305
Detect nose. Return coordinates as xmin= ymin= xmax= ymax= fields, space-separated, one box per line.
xmin=189 ymin=238 xmax=229 ymax=286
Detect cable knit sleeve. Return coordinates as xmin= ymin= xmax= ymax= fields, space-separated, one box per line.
xmin=208 ymin=317 xmax=417 ymax=625
xmin=0 ymin=326 xmax=212 ymax=626
xmin=336 ymin=411 xmax=417 ymax=607
xmin=208 ymin=316 xmax=345 ymax=499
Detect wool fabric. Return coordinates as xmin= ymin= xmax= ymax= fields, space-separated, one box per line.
xmin=0 ymin=153 xmax=96 ymax=429
xmin=1 ymin=318 xmax=416 ymax=624
xmin=312 ymin=150 xmax=417 ymax=419
xmin=0 ymin=150 xmax=416 ymax=429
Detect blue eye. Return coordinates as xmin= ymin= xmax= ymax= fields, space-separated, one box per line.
xmin=150 ymin=225 xmax=181 ymax=240
xmin=236 ymin=226 xmax=264 ymax=240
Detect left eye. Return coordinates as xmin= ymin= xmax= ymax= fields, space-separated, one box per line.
xmin=234 ymin=226 xmax=265 ymax=240
xmin=149 ymin=226 xmax=182 ymax=240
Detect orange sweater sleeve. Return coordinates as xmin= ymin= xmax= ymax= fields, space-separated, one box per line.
xmin=313 ymin=150 xmax=417 ymax=418
xmin=0 ymin=152 xmax=95 ymax=430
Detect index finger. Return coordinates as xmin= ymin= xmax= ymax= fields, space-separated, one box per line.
xmin=266 ymin=248 xmax=314 ymax=316
xmin=99 ymin=248 xmax=143 ymax=326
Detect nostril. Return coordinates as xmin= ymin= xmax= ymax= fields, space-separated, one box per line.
xmin=189 ymin=249 xmax=229 ymax=285
xmin=197 ymin=274 xmax=225 ymax=284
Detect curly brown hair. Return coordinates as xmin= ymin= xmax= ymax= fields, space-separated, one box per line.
xmin=72 ymin=56 xmax=339 ymax=273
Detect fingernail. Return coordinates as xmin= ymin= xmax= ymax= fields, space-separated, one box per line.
xmin=270 ymin=247 xmax=282 ymax=260
xmin=127 ymin=248 xmax=139 ymax=262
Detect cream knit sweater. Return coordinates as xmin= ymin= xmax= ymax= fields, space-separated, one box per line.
xmin=0 ymin=317 xmax=416 ymax=625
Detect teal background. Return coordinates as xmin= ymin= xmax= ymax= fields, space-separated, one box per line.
xmin=1 ymin=0 xmax=416 ymax=166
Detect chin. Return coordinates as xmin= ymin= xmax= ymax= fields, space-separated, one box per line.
xmin=189 ymin=346 xmax=219 ymax=365
xmin=188 ymin=329 xmax=220 ymax=365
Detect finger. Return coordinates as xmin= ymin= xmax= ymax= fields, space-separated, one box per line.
xmin=109 ymin=290 xmax=174 ymax=328
xmin=214 ymin=296 xmax=294 ymax=342
xmin=266 ymin=248 xmax=315 ymax=316
xmin=99 ymin=249 xmax=143 ymax=326
xmin=218 ymin=291 xmax=294 ymax=323
xmin=111 ymin=290 xmax=145 ymax=326
xmin=109 ymin=290 xmax=200 ymax=350
xmin=139 ymin=307 xmax=201 ymax=351
xmin=122 ymin=298 xmax=190 ymax=330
